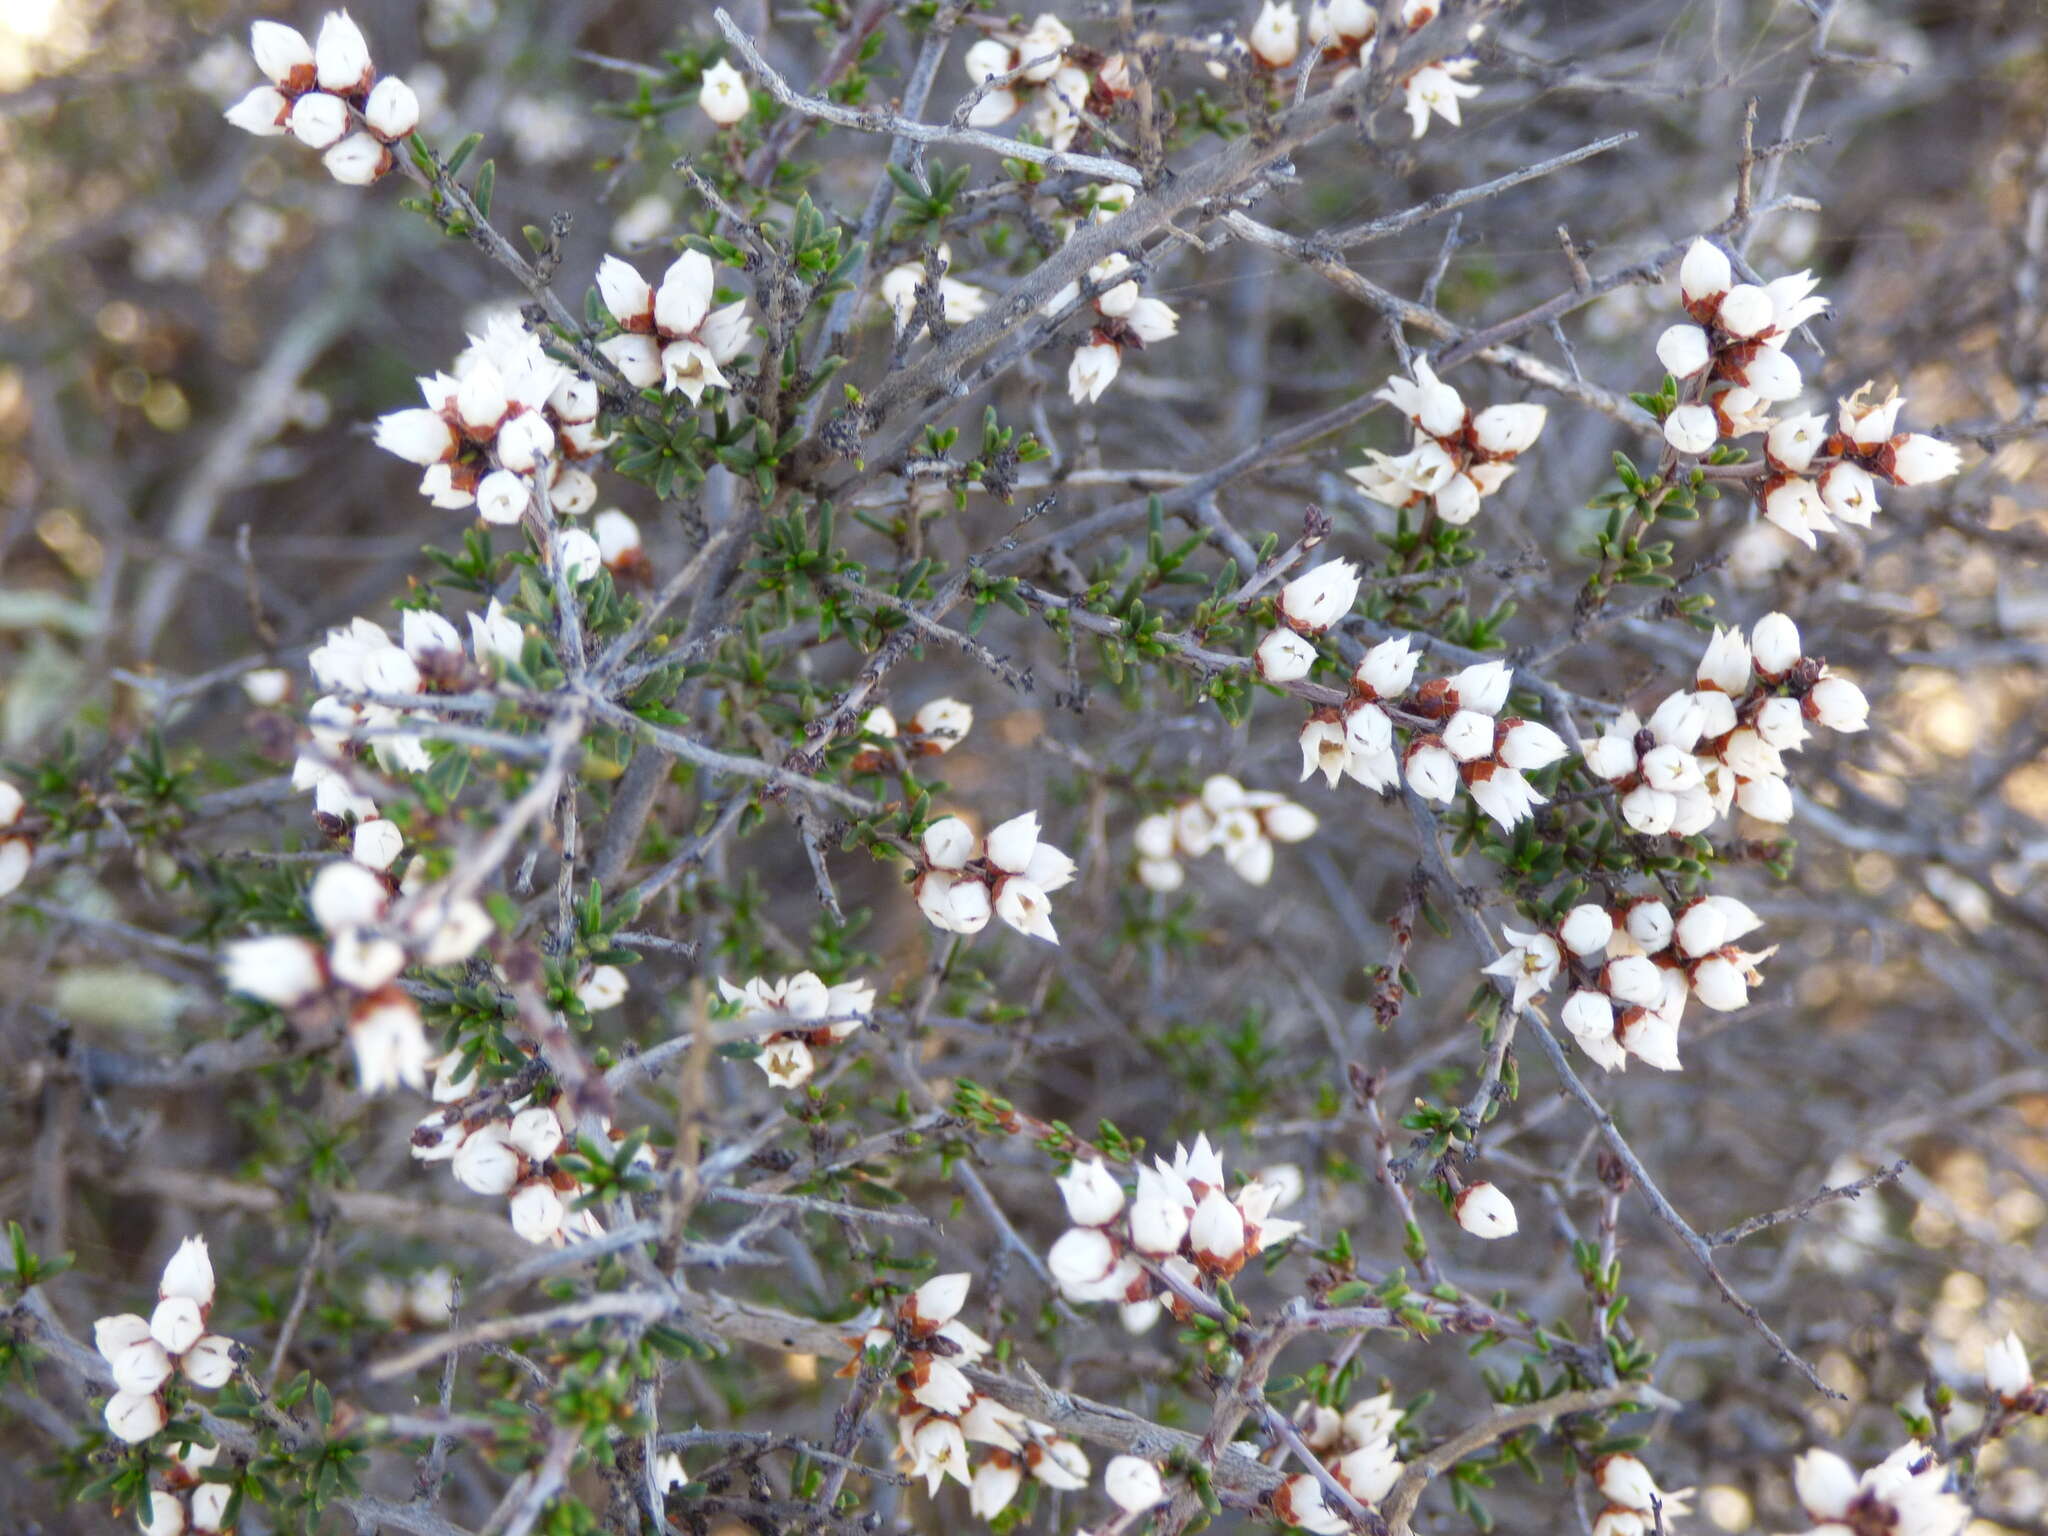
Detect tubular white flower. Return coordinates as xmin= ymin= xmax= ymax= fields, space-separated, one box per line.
xmin=598 ymin=333 xmax=662 ymax=389
xmin=698 ymin=59 xmax=752 ymax=125
xmin=1582 ymin=723 xmax=1639 ymax=782
xmin=1499 ymin=718 xmax=1567 ymax=771
xmin=364 ymin=76 xmax=419 ymax=140
xmin=1450 ymin=659 xmax=1514 ymax=715
xmin=654 ymin=249 xmax=715 ymax=337
xmin=1674 ymin=900 xmax=1727 ymax=959
xmin=452 ymin=1125 xmax=522 ymax=1196
xmin=1558 ymin=904 xmax=1614 ymax=957
xmin=150 ymin=1295 xmax=205 ymax=1356
xmin=1818 ymin=461 xmax=1879 ymax=526
xmin=1695 ymin=626 xmax=1753 ymax=693
xmin=1688 ymin=955 xmax=1749 ymax=1010
xmin=1663 ymin=403 xmax=1718 ymax=455
xmin=1561 ymin=988 xmax=1616 ymax=1047
xmin=1471 ymin=764 xmax=1546 ymax=831
xmin=909 ymin=1272 xmax=972 ymax=1329
xmin=251 ymin=19 xmax=315 ymax=87
xmin=159 ymin=1236 xmax=215 ymax=1308
xmin=225 ymin=85 xmax=290 ymax=135
xmin=324 ymin=130 xmax=394 ymax=185
xmin=1603 ymin=954 xmax=1664 ymax=1008
xmin=351 ymin=818 xmax=405 ymax=871
xmin=1767 ymin=411 xmax=1828 ymax=474
xmin=1057 ymin=1158 xmax=1126 ymax=1226
xmin=1809 ymin=674 xmax=1869 ymax=732
xmin=1279 ymin=560 xmax=1361 ymax=633
xmin=1189 ymin=1188 xmax=1247 ymax=1267
xmin=970 ymin=1455 xmax=1024 ymax=1518
xmin=1626 ymin=899 xmax=1673 ymax=952
xmin=376 ymin=405 xmax=456 ymax=466
xmin=1792 ymin=1449 xmax=1858 ymax=1520
xmin=1345 ymin=700 xmax=1393 ymax=757
xmin=1471 ymin=401 xmax=1547 ymax=455
xmin=1735 ymin=773 xmax=1793 ymax=822
xmin=1737 ymin=345 xmax=1802 ymax=401
xmin=310 ymin=859 xmax=389 ymax=933
xmin=1047 ymin=1225 xmax=1117 ymax=1296
xmin=1440 ymin=708 xmax=1495 ymax=763
xmin=112 ymin=1337 xmax=173 ymax=1394
xmin=1454 ymin=1181 xmax=1518 ymax=1238
xmin=994 ymin=876 xmax=1059 ymax=944
xmin=1404 ymin=741 xmax=1459 ymax=803
xmin=1068 ymin=341 xmax=1121 ymax=404
xmin=314 ymin=11 xmax=373 ymax=93
xmin=984 ymin=812 xmax=1040 ymax=875
xmin=1678 ymin=239 xmax=1731 ymax=307
xmin=494 ymin=410 xmax=555 ymax=474
xmin=1985 ymin=1330 xmax=2032 ymax=1398
xmin=1619 ymin=784 xmax=1677 ymax=836
xmin=475 ymin=469 xmax=529 ymax=525
xmin=1890 ymin=434 xmax=1961 ymax=486
xmin=1356 ymin=635 xmax=1419 ymax=697
xmin=1433 ymin=471 xmax=1482 ymax=525
xmin=1129 ymin=1166 xmax=1192 ymax=1254
xmin=556 ymin=528 xmax=602 ymax=585
xmin=1618 ymin=1006 xmax=1681 ymax=1070
xmin=105 ymin=1390 xmax=168 ymax=1444
xmin=138 ymin=1491 xmax=185 ymax=1536
xmin=1257 ymin=627 xmax=1318 ymax=683
xmin=1106 ymin=1455 xmax=1167 ymax=1512
xmin=508 ymin=1180 xmax=566 ymax=1244
xmin=1261 ymin=801 xmax=1319 ymax=843
xmin=222 ymin=935 xmax=326 ymax=1008
xmin=1750 ymin=612 xmax=1803 ymax=675
xmin=1715 ymin=283 xmax=1773 ymax=337
xmin=287 ymin=90 xmax=349 ymax=149
xmin=1404 ymin=60 xmax=1481 ymax=138
xmin=1654 ymin=323 xmax=1711 ymax=379
xmin=921 ymin=816 xmax=977 ymax=871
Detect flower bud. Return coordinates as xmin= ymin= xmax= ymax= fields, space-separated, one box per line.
xmin=1453 ymin=1181 xmax=1518 ymax=1238
xmin=1106 ymin=1455 xmax=1167 ymax=1512
xmin=1715 ymin=283 xmax=1773 ymax=337
xmin=150 ymin=1296 xmax=205 ymax=1356
xmin=352 ymin=817 xmax=405 ymax=871
xmin=1047 ymin=1226 xmax=1117 ymax=1297
xmin=1654 ymin=323 xmax=1711 ymax=379
xmin=508 ymin=1180 xmax=566 ymax=1244
xmin=1618 ymin=1006 xmax=1681 ymax=1070
xmin=288 ymin=91 xmax=350 ymax=149
xmin=1558 ymin=904 xmax=1614 ymax=957
xmin=1625 ymin=899 xmax=1673 ymax=952
xmin=1735 ymin=773 xmax=1793 ymax=823
xmin=1620 ymin=784 xmax=1677 ymax=836
xmin=984 ymin=811 xmax=1040 ymax=875
xmin=1355 ymin=636 xmax=1419 ymax=698
xmin=698 ymin=59 xmax=752 ymax=126
xmin=1471 ymin=402 xmax=1547 ymax=455
xmin=1808 ymin=674 xmax=1868 ymax=732
xmin=1279 ymin=560 xmax=1361 ymax=633
xmin=1678 ymin=239 xmax=1731 ymax=307
xmin=475 ymin=469 xmax=529 ymax=525
xmin=1451 ymin=659 xmax=1515 ymax=715
xmin=374 ymin=408 xmax=455 ymax=467
xmin=364 ymin=75 xmax=419 ymax=140
xmin=1068 ymin=341 xmax=1121 ymax=404
xmin=1057 ymin=1158 xmax=1127 ymax=1227
xmin=222 ymin=935 xmax=326 ymax=1008
xmin=181 ymin=1334 xmax=237 ymax=1390
xmin=160 ymin=1236 xmax=216 ymax=1308
xmin=112 ymin=1338 xmax=174 ymax=1394
xmin=1663 ymin=404 xmax=1718 ymax=455
xmin=1441 ymin=708 xmax=1495 ymax=763
xmin=1403 ymin=741 xmax=1458 ymax=803
xmin=225 ymin=85 xmax=291 ymax=136
xmin=105 ymin=1389 xmax=167 ymax=1444
xmin=1749 ymin=612 xmax=1802 ymax=676
xmin=314 ymin=11 xmax=373 ymax=94
xmin=453 ymin=1125 xmax=522 ymax=1196
xmin=1890 ymin=433 xmax=1961 ymax=486
xmin=1688 ymin=955 xmax=1750 ymax=1010
xmin=1256 ymin=627 xmax=1318 ymax=683
xmin=250 ymin=19 xmax=315 ymax=88
xmin=1792 ymin=1450 xmax=1858 ymax=1521
xmin=310 ymin=859 xmax=388 ymax=933
xmin=1985 ymin=1330 xmax=2032 ymax=1399
xmin=139 ymin=1490 xmax=186 ymax=1536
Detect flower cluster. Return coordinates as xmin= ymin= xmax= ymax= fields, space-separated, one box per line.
xmin=1581 ymin=612 xmax=1866 ymax=835
xmin=220 ymin=857 xmax=492 ymax=1093
xmin=880 ymin=245 xmax=990 ymax=335
xmin=94 ymin=1238 xmax=238 ymax=1444
xmin=1044 ymin=1136 xmax=1304 ymax=1332
xmin=376 ymin=317 xmax=608 ymax=521
xmin=1788 ymin=1443 xmax=1968 ymax=1536
xmin=1051 ymin=251 xmax=1180 ymax=405
xmin=1273 ymin=1391 xmax=1408 ymax=1533
xmin=718 ymin=971 xmax=877 ymax=1089
xmin=1656 ymin=240 xmax=1959 ymax=543
xmin=1488 ymin=892 xmax=1774 ymax=1073
xmin=1269 ymin=605 xmax=1567 ymax=833
xmin=858 ymin=1274 xmax=1091 ymax=1513
xmin=224 ymin=12 xmax=418 ymax=184
xmin=595 ymin=249 xmax=752 ymax=405
xmin=915 ymin=811 xmax=1076 ymax=943
xmin=412 ymin=1058 xmax=609 ymax=1246
xmin=0 ymin=775 xmax=32 ymax=899
xmin=138 ymin=1441 xmax=231 ymax=1536
xmin=1132 ymin=774 xmax=1318 ymax=891
xmin=1349 ymin=358 xmax=1547 ymax=525
xmin=1588 ymin=1454 xmax=1694 ymax=1536
xmin=855 ymin=697 xmax=974 ymax=769
xmin=961 ymin=15 xmax=1129 ymax=149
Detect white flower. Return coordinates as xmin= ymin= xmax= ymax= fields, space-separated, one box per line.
xmin=1663 ymin=404 xmax=1718 ymax=455
xmin=350 ymin=817 xmax=405 ymax=872
xmin=1767 ymin=411 xmax=1828 ymax=474
xmin=1654 ymin=323 xmax=1711 ymax=379
xmin=1624 ymin=899 xmax=1673 ymax=953
xmin=1404 ymin=740 xmax=1459 ymax=802
xmin=1792 ymin=1449 xmax=1860 ymax=1521
xmin=1106 ymin=1455 xmax=1167 ymax=1511
xmin=1714 ymin=283 xmax=1773 ymax=338
xmin=1129 ymin=1166 xmax=1192 ymax=1254
xmin=1735 ymin=773 xmax=1792 ymax=822
xmin=1678 ymin=239 xmax=1732 ymax=308
xmin=1617 ymin=1004 xmax=1682 ymax=1070
xmin=508 ymin=1180 xmax=566 ymax=1244
xmin=453 ymin=1125 xmax=523 ymax=1196
xmin=1058 ymin=1158 xmax=1126 ymax=1226
xmin=1048 ymin=1226 xmax=1117 ymax=1298
xmin=1356 ymin=636 xmax=1420 ymax=698
xmin=1750 ymin=612 xmax=1803 ymax=676
xmin=1808 ymin=673 xmax=1868 ymax=732
xmin=1890 ymin=434 xmax=1960 ymax=486
xmin=314 ymin=10 xmax=372 ymax=93
xmin=351 ymin=998 xmax=431 ymax=1094
xmin=1483 ymin=927 xmax=1561 ymax=1012
xmin=222 ymin=935 xmax=326 ymax=1008
xmin=138 ymin=1491 xmax=185 ymax=1536
xmin=1450 ymin=659 xmax=1513 ymax=714
xmin=698 ymin=59 xmax=751 ymax=125
xmin=1985 ymin=1330 xmax=2032 ymax=1398
xmin=1558 ymin=904 xmax=1614 ymax=957
xmin=1737 ymin=341 xmax=1803 ymax=400
xmin=469 ymin=598 xmax=524 ymax=669
xmin=1468 ymin=764 xmax=1545 ymax=830
xmin=105 ymin=1390 xmax=168 ymax=1444
xmin=1819 ymin=461 xmax=1879 ymax=526
xmin=1278 ymin=1473 xmax=1350 ymax=1536
xmin=364 ymin=76 xmax=420 ymax=140
xmin=181 ymin=1334 xmax=237 ymax=1390
xmin=324 ymin=132 xmax=391 ymax=185
xmin=918 ymin=871 xmax=992 ymax=933
xmin=908 ymin=1415 xmax=972 ymax=1496
xmin=225 ymin=85 xmax=290 ymax=135
xmin=984 ymin=811 xmax=1040 ymax=874
xmin=556 ymin=528 xmax=602 ymax=585
xmin=1440 ymin=708 xmax=1496 ymax=763
xmin=474 ymin=469 xmax=529 ymax=525
xmin=250 ymin=19 xmax=315 ymax=87
xmin=1404 ymin=59 xmax=1481 ymax=137
xmin=1125 ymin=295 xmax=1179 ymax=342
xmin=1257 ymin=627 xmax=1318 ymax=683
xmin=995 ymin=877 xmax=1059 ymax=943
xmin=310 ymin=859 xmax=389 ymax=933
xmin=971 ymin=1455 xmax=1024 ymax=1518
xmin=1190 ymin=1188 xmax=1248 ymax=1268
xmin=1453 ymin=1181 xmax=1518 ymax=1237
xmin=1280 ymin=560 xmax=1361 ymax=633
xmin=1029 ymin=1434 xmax=1091 ymax=1490
xmin=1069 ymin=341 xmax=1121 ymax=403
xmin=288 ymin=91 xmax=350 ymax=149
xmin=1471 ymin=402 xmax=1547 ymax=455
xmin=1379 ymin=357 xmax=1466 ymax=440
xmin=1582 ymin=715 xmax=1640 ymax=781
xmin=160 ymin=1236 xmax=215 ymax=1309
xmin=1261 ymin=800 xmax=1319 ymax=843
